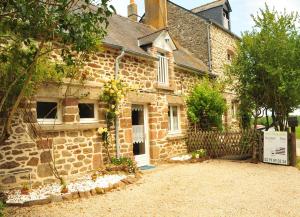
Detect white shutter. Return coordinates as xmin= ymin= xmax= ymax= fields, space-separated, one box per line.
xmin=157 ymin=55 xmax=169 ymax=85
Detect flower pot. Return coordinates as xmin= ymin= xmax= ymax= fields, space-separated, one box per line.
xmin=21 ymin=189 xmax=30 ymax=195
xmin=61 ymin=188 xmax=68 ymax=194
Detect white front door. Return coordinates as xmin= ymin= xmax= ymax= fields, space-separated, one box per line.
xmin=132 ymin=104 xmax=149 ymax=167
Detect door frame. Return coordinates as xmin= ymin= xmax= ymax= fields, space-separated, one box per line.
xmin=133 ymin=104 xmax=150 ymax=167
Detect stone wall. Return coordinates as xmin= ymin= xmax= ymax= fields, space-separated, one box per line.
xmin=167 ymin=1 xmax=240 ymax=130
xmin=167 ymin=1 xmax=209 ymax=66
xmin=0 ymin=46 xmax=204 ymax=189
xmin=210 ymin=25 xmax=239 ymax=130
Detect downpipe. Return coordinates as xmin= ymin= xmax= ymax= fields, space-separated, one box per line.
xmin=114 ymin=49 xmax=125 ymax=159
xmin=207 ymin=21 xmax=212 ymax=72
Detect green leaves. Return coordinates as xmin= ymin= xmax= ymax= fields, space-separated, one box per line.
xmin=228 ymin=5 xmax=300 ymax=130
xmin=0 ymin=1 xmax=114 ymax=139
xmin=186 ymin=79 xmax=227 ymax=130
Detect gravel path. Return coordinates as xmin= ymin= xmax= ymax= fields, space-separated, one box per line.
xmin=5 ymin=160 xmax=300 ymax=217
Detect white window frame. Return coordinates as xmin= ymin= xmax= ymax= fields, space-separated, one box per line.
xmin=78 ymin=100 xmax=98 ymax=124
xmin=157 ymin=52 xmax=169 ymax=86
xmin=36 ymin=98 xmax=62 ymax=125
xmin=168 ymin=105 xmax=181 ymax=134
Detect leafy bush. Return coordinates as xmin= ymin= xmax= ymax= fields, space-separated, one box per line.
xmin=186 ymin=79 xmax=227 ymax=130
xmin=191 ymin=149 xmax=207 ymax=159
xmin=110 ymin=157 xmax=137 ymax=173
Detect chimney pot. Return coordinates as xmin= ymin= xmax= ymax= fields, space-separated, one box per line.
xmin=128 ymin=0 xmax=138 ymax=22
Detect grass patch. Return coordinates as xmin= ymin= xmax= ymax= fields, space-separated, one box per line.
xmin=297 ymin=157 xmax=300 ymax=170
xmin=296 ymin=127 xmax=300 ymax=139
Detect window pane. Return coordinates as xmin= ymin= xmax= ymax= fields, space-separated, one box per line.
xmin=172 ymin=106 xmax=179 ymax=131
xmin=79 ymin=103 xmax=95 ymax=119
xmin=37 ymin=102 xmax=57 ymax=119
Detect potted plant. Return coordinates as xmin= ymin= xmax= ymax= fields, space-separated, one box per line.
xmin=21 ymin=183 xmax=30 ymax=195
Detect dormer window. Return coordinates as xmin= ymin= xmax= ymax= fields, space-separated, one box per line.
xmin=157 ymin=52 xmax=169 ymax=85
xmin=223 ymin=9 xmax=230 ymax=29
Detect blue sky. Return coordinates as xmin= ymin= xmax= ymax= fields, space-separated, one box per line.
xmin=110 ymin=0 xmax=300 ymax=36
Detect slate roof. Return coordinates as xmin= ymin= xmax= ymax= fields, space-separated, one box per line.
xmin=103 ymin=14 xmax=208 ymax=73
xmin=192 ymin=0 xmax=227 ymax=13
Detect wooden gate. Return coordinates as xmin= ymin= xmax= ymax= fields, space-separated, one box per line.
xmin=187 ymin=130 xmax=263 ymax=159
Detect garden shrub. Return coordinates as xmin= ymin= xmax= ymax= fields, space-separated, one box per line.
xmin=186 ymin=79 xmax=227 ymax=130
xmin=191 ymin=149 xmax=207 ymax=159
xmin=110 ymin=157 xmax=137 ymax=173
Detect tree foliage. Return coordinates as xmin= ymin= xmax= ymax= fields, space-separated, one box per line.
xmin=228 ymin=5 xmax=300 ymax=131
xmin=0 ymin=0 xmax=114 ymax=141
xmin=186 ymin=79 xmax=227 ymax=130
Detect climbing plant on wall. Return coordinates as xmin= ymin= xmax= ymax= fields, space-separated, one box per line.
xmin=99 ymin=78 xmax=130 ymax=161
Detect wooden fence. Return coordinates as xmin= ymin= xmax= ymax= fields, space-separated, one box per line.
xmin=187 ymin=130 xmax=263 ymax=160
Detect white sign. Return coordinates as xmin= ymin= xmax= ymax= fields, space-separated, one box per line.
xmin=264 ymin=131 xmax=288 ymax=165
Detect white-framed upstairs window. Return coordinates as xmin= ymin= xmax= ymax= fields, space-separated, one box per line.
xmin=78 ymin=101 xmax=98 ymax=123
xmin=223 ymin=10 xmax=230 ymax=30
xmin=36 ymin=99 xmax=62 ymax=125
xmin=168 ymin=105 xmax=180 ymax=134
xmin=157 ymin=52 xmax=169 ymax=86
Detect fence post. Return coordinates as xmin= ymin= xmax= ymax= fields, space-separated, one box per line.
xmin=290 ymin=127 xmax=297 ymax=166
xmin=288 ymin=117 xmax=298 ymax=167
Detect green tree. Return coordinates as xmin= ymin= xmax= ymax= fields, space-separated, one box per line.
xmin=186 ymin=79 xmax=227 ymax=130
xmin=228 ymin=5 xmax=300 ymax=131
xmin=0 ymin=0 xmax=114 ymax=142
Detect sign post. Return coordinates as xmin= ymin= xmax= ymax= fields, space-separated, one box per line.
xmin=264 ymin=131 xmax=288 ymax=165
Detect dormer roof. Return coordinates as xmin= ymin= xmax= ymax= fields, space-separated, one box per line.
xmin=192 ymin=0 xmax=232 ymax=14
xmin=138 ymin=29 xmax=177 ymax=52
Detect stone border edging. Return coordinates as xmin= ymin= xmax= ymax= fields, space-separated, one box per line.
xmin=6 ymin=172 xmax=142 ymax=207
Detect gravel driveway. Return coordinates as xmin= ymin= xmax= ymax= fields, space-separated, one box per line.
xmin=5 ymin=160 xmax=300 ymax=217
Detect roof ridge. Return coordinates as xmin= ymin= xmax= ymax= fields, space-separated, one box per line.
xmin=192 ymin=0 xmax=225 ymax=12
xmin=137 ymin=28 xmax=167 ymax=40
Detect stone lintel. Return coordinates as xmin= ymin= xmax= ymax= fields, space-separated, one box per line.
xmin=166 ymin=95 xmax=184 ymax=105
xmin=36 ymin=123 xmax=102 ymax=132
xmin=127 ymin=92 xmax=155 ymax=104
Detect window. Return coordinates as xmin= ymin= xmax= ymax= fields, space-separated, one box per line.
xmin=78 ymin=102 xmax=98 ymax=123
xmin=168 ymin=105 xmax=180 ymax=133
xmin=157 ymin=53 xmax=169 ymax=85
xmin=37 ymin=100 xmax=61 ymax=124
xmin=227 ymin=50 xmax=234 ymax=62
xmin=227 ymin=53 xmax=232 ymax=61
xmin=223 ymin=10 xmax=230 ymax=29
xmin=231 ymin=101 xmax=238 ymax=120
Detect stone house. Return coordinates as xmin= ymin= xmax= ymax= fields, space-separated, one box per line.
xmin=0 ymin=0 xmax=239 ymax=189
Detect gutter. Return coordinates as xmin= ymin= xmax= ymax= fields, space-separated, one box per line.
xmin=207 ymin=21 xmax=212 ymax=72
xmin=114 ymin=49 xmax=125 ymax=159
xmin=174 ymin=63 xmax=217 ymax=78
xmin=103 ymin=42 xmax=158 ymax=60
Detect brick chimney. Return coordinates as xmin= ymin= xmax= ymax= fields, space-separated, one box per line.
xmin=128 ymin=0 xmax=138 ymax=22
xmin=144 ymin=0 xmax=168 ymax=29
